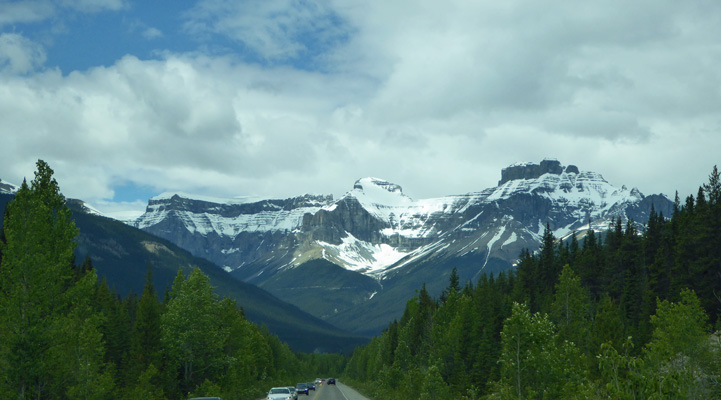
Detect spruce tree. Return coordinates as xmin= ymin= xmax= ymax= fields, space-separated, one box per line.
xmin=0 ymin=160 xmax=111 ymax=398
xmin=130 ymin=265 xmax=163 ymax=379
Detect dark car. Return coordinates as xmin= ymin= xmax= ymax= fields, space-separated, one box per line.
xmin=306 ymin=382 xmax=315 ymax=391
xmin=296 ymin=383 xmax=309 ymax=395
xmin=327 ymin=378 xmax=336 ymax=385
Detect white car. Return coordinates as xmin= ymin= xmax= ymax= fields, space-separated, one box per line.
xmin=267 ymin=387 xmax=294 ymax=400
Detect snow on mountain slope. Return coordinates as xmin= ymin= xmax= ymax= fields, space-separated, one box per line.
xmin=317 ymin=231 xmax=410 ymax=275
xmin=0 ymin=179 xmax=19 ymax=194
xmin=135 ymin=193 xmax=334 ymax=236
xmin=131 ymin=160 xmax=672 ymax=282
xmin=122 ymin=160 xmax=674 ymax=335
xmin=347 ymin=177 xmax=460 ymax=239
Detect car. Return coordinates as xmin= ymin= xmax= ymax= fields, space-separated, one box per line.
xmin=267 ymin=387 xmax=294 ymax=400
xmin=306 ymin=382 xmax=316 ymax=391
xmin=296 ymin=382 xmax=309 ymax=395
xmin=189 ymin=398 xmax=223 ymax=400
xmin=315 ymin=378 xmax=323 ymax=386
xmin=327 ymin=378 xmax=336 ymax=385
xmin=286 ymin=386 xmax=298 ymax=400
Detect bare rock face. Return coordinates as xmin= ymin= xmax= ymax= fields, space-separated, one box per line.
xmin=130 ymin=160 xmax=673 ymax=335
xmin=499 ymin=159 xmax=571 ymax=185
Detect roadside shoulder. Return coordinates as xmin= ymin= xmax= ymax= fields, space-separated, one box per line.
xmin=336 ymin=380 xmax=371 ymax=400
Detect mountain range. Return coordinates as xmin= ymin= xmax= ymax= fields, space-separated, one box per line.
xmin=0 ymin=185 xmax=367 ymax=353
xmin=127 ymin=159 xmax=674 ymax=335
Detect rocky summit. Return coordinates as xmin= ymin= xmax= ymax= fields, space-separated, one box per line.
xmin=131 ymin=160 xmax=673 ymax=335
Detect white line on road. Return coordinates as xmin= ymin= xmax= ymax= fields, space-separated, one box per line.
xmin=336 ymin=385 xmax=350 ymax=400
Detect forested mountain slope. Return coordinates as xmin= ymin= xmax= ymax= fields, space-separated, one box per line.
xmin=130 ymin=160 xmax=673 ymax=335
xmin=0 ymin=191 xmax=367 ymax=353
xmin=343 ymin=166 xmax=721 ymax=399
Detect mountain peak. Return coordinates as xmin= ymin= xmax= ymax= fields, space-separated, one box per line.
xmin=499 ymin=159 xmax=580 ymax=185
xmin=353 ymin=177 xmax=403 ymax=195
xmin=348 ymin=177 xmax=412 ymax=209
xmin=0 ymin=179 xmax=19 ymax=194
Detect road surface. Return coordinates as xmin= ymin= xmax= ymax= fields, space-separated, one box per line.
xmin=295 ymin=380 xmax=370 ymax=400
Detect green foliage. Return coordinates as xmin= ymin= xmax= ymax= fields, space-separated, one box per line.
xmin=597 ymin=290 xmax=720 ymax=399
xmin=122 ymin=364 xmax=166 ymax=400
xmin=495 ymin=302 xmax=593 ymax=399
xmin=345 ymin=166 xmax=721 ymax=400
xmin=0 ymin=161 xmax=328 ymax=399
xmin=551 ymin=265 xmax=591 ymax=349
xmin=161 ymin=268 xmax=229 ymax=395
xmin=129 ymin=265 xmax=163 ymax=377
xmin=0 ymin=160 xmax=113 ymax=399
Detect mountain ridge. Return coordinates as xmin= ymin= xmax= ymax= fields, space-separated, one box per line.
xmin=0 ymin=192 xmax=368 ymax=352
xmin=127 ymin=160 xmax=674 ymax=334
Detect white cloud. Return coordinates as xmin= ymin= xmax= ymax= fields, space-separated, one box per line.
xmin=1 ymin=0 xmax=721 ymax=215
xmin=142 ymin=27 xmax=163 ymax=39
xmin=183 ymin=0 xmax=348 ymax=62
xmin=0 ymin=0 xmax=125 ymax=27
xmin=0 ymin=1 xmax=55 ymax=26
xmin=0 ymin=33 xmax=46 ymax=73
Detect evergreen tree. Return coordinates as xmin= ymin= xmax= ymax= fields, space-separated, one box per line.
xmin=536 ymin=223 xmax=558 ymax=311
xmin=440 ymin=267 xmax=460 ymax=303
xmin=0 ymin=160 xmax=112 ymax=398
xmin=568 ymin=230 xmax=579 ymax=267
xmin=703 ymin=165 xmax=721 ymax=205
xmin=591 ymin=294 xmax=625 ymax=355
xmin=578 ymin=228 xmax=603 ymax=299
xmin=551 ymin=265 xmax=591 ymax=352
xmin=161 ymin=268 xmax=229 ymax=396
xmin=129 ymin=265 xmax=163 ymax=381
xmin=215 ymin=297 xmax=273 ymax=400
xmin=646 ymin=209 xmax=672 ymax=302
xmin=620 ymin=220 xmax=652 ymax=346
xmin=97 ymin=281 xmax=132 ymax=383
xmin=511 ymin=248 xmax=535 ymax=306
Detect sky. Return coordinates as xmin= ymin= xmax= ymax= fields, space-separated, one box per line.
xmin=1 ymin=0 xmax=720 ymax=220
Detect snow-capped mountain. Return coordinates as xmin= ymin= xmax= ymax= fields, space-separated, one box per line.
xmin=0 ymin=179 xmax=19 ymax=194
xmin=131 ymin=160 xmax=673 ymax=334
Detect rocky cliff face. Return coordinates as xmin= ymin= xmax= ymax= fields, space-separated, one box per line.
xmin=131 ymin=161 xmax=674 ymax=334
xmin=500 ymin=159 xmax=569 ymax=184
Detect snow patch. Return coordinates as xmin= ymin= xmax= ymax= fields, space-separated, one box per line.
xmin=317 ymin=232 xmax=409 ymax=274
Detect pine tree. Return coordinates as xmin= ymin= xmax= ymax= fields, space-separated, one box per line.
xmin=0 ymin=160 xmax=112 ymax=398
xmin=591 ymin=294 xmax=625 ymax=355
xmin=703 ymin=165 xmax=721 ymax=205
xmin=578 ymin=228 xmax=603 ymax=299
xmin=130 ymin=265 xmax=163 ymax=380
xmin=441 ymin=267 xmax=460 ymax=302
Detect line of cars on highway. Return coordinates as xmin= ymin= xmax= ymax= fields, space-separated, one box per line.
xmin=266 ymin=378 xmax=334 ymax=400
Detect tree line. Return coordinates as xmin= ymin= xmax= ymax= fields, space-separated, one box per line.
xmin=0 ymin=160 xmax=345 ymax=399
xmin=343 ymin=166 xmax=721 ymax=399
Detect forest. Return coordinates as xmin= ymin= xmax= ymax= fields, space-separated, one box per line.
xmin=1 ymin=160 xmax=720 ymax=399
xmin=343 ymin=166 xmax=721 ymax=399
xmin=0 ymin=161 xmax=345 ymax=400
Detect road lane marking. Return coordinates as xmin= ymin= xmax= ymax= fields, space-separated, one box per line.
xmin=336 ymin=384 xmax=350 ymax=400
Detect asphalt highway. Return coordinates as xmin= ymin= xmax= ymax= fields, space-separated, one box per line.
xmin=295 ymin=381 xmax=370 ymax=400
